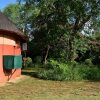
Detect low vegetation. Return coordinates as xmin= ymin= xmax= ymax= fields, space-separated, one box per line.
xmin=36 ymin=59 xmax=100 ymax=81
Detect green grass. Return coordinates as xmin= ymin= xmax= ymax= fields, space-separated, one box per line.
xmin=0 ymin=67 xmax=100 ymax=100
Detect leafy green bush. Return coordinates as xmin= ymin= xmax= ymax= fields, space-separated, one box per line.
xmin=36 ymin=59 xmax=100 ymax=81
xmin=85 ymin=59 xmax=93 ymax=65
xmin=84 ymin=68 xmax=100 ymax=80
xmin=24 ymin=57 xmax=33 ymax=68
xmin=37 ymin=59 xmax=68 ymax=80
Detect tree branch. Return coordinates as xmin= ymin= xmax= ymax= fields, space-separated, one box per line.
xmin=78 ymin=15 xmax=91 ymax=29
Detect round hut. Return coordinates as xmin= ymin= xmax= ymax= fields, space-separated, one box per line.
xmin=0 ymin=12 xmax=27 ymax=83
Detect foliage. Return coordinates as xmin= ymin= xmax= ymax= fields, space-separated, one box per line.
xmin=34 ymin=56 xmax=42 ymax=64
xmin=3 ymin=3 xmax=39 ymax=35
xmin=37 ymin=59 xmax=100 ymax=81
xmin=84 ymin=58 xmax=93 ymax=65
xmin=3 ymin=4 xmax=20 ymax=25
xmin=17 ymin=0 xmax=100 ymax=62
xmin=3 ymin=4 xmax=24 ymax=31
xmin=37 ymin=59 xmax=69 ymax=80
xmin=2 ymin=0 xmax=100 ymax=81
xmin=3 ymin=1 xmax=100 ymax=64
xmin=23 ymin=57 xmax=33 ymax=68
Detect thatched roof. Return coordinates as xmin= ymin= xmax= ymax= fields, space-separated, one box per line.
xmin=0 ymin=12 xmax=27 ymax=40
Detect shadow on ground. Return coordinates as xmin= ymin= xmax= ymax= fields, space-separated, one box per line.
xmin=21 ymin=68 xmax=100 ymax=82
xmin=22 ymin=70 xmax=37 ymax=77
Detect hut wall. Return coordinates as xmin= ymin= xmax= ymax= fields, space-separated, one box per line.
xmin=0 ymin=34 xmax=21 ymax=82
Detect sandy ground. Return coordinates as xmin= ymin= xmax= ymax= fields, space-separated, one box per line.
xmin=0 ymin=75 xmax=28 ymax=87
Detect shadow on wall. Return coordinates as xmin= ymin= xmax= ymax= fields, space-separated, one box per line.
xmin=3 ymin=68 xmax=16 ymax=81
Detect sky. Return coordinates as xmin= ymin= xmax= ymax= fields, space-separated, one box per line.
xmin=0 ymin=0 xmax=16 ymax=9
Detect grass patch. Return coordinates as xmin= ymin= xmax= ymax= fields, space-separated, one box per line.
xmin=0 ymin=68 xmax=100 ymax=100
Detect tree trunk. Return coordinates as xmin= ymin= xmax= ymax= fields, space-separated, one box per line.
xmin=68 ymin=35 xmax=76 ymax=62
xmin=43 ymin=45 xmax=50 ymax=64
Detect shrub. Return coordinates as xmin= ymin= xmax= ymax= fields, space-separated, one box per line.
xmin=84 ymin=68 xmax=100 ymax=81
xmin=36 ymin=59 xmax=100 ymax=81
xmin=84 ymin=59 xmax=93 ymax=65
xmin=37 ymin=59 xmax=69 ymax=80
xmin=23 ymin=57 xmax=33 ymax=68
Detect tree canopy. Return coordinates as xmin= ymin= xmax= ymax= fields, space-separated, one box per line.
xmin=3 ymin=0 xmax=100 ymax=64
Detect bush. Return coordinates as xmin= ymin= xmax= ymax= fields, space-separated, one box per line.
xmin=37 ymin=59 xmax=68 ymax=80
xmin=84 ymin=59 xmax=93 ymax=65
xmin=36 ymin=59 xmax=100 ymax=81
xmin=84 ymin=68 xmax=100 ymax=80
xmin=23 ymin=57 xmax=33 ymax=68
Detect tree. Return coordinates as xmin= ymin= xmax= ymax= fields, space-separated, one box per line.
xmin=18 ymin=0 xmax=100 ymax=63
xmin=3 ymin=3 xmax=36 ymax=35
xmin=3 ymin=4 xmax=21 ymax=28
